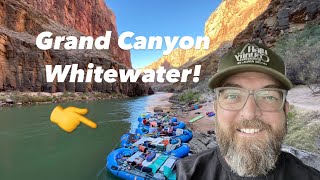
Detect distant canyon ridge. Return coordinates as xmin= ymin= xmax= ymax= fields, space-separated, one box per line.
xmin=144 ymin=0 xmax=319 ymax=70
xmin=146 ymin=0 xmax=320 ymax=92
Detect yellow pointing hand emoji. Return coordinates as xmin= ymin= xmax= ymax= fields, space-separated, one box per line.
xmin=50 ymin=106 xmax=97 ymax=132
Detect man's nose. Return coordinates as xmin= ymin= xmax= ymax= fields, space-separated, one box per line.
xmin=240 ymin=95 xmax=262 ymax=120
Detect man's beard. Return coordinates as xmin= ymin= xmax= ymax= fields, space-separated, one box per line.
xmin=215 ymin=118 xmax=286 ymax=177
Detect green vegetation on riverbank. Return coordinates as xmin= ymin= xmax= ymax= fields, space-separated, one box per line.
xmin=178 ymin=90 xmax=200 ymax=104
xmin=273 ymin=23 xmax=320 ymax=89
xmin=0 ymin=91 xmax=128 ymax=106
xmin=285 ymin=107 xmax=320 ymax=153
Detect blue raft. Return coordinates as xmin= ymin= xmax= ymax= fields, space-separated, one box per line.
xmin=134 ymin=126 xmax=192 ymax=143
xmin=120 ymin=133 xmax=190 ymax=158
xmin=106 ymin=148 xmax=146 ymax=180
xmin=106 ymin=147 xmax=178 ymax=180
xmin=176 ymin=129 xmax=193 ymax=143
xmin=107 ymin=113 xmax=193 ymax=180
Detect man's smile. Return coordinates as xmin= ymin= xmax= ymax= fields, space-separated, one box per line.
xmin=238 ymin=128 xmax=261 ymax=134
xmin=236 ymin=128 xmax=265 ymax=137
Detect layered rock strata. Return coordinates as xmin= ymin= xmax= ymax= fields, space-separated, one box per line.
xmin=145 ymin=0 xmax=320 ymax=70
xmin=0 ymin=0 xmax=152 ymax=96
xmin=233 ymin=0 xmax=320 ymax=46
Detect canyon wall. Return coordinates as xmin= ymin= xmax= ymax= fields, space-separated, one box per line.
xmin=158 ymin=0 xmax=320 ymax=92
xmin=144 ymin=0 xmax=272 ymax=69
xmin=145 ymin=0 xmax=320 ymax=70
xmin=0 ymin=0 xmax=152 ymax=96
xmin=23 ymin=0 xmax=131 ymax=67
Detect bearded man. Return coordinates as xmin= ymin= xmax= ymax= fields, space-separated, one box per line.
xmin=176 ymin=42 xmax=320 ymax=179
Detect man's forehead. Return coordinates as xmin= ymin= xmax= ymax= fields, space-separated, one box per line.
xmin=221 ymin=72 xmax=281 ymax=88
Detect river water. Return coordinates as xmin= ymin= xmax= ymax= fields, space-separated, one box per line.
xmin=0 ymin=92 xmax=172 ymax=180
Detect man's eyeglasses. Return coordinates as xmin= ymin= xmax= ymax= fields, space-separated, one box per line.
xmin=215 ymin=87 xmax=287 ymax=112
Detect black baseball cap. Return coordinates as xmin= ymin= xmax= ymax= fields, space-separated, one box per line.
xmin=208 ymin=42 xmax=293 ymax=90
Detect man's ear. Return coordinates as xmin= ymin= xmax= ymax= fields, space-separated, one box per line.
xmin=284 ymin=101 xmax=289 ymax=115
xmin=213 ymin=101 xmax=217 ymax=113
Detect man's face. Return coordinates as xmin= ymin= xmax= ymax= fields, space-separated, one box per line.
xmin=214 ymin=72 xmax=288 ymax=177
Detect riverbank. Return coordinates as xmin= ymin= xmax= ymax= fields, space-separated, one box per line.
xmin=0 ymin=91 xmax=129 ymax=107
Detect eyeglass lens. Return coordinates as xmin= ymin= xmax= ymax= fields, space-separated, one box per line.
xmin=217 ymin=88 xmax=285 ymax=111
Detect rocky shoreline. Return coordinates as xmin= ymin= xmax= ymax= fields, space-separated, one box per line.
xmin=0 ymin=91 xmax=129 ymax=107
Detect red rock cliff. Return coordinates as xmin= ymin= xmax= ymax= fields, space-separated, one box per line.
xmin=144 ymin=0 xmax=272 ymax=69
xmin=233 ymin=0 xmax=320 ymax=46
xmin=0 ymin=0 xmax=152 ymax=95
xmin=23 ymin=0 xmax=131 ymax=67
xmin=153 ymin=0 xmax=320 ymax=92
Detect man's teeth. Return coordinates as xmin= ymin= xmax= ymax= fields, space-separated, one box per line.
xmin=239 ymin=129 xmax=261 ymax=134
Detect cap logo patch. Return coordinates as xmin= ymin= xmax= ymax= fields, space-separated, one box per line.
xmin=234 ymin=43 xmax=270 ymax=66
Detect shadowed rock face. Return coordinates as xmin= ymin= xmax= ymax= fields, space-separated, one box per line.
xmin=0 ymin=0 xmax=152 ymax=96
xmin=144 ymin=0 xmax=320 ymax=70
xmin=233 ymin=0 xmax=320 ymax=46
xmin=23 ymin=0 xmax=131 ymax=67
xmin=151 ymin=0 xmax=320 ymax=93
xmin=144 ymin=0 xmax=273 ymax=70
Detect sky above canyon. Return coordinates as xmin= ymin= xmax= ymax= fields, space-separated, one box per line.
xmin=106 ymin=0 xmax=222 ymax=69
